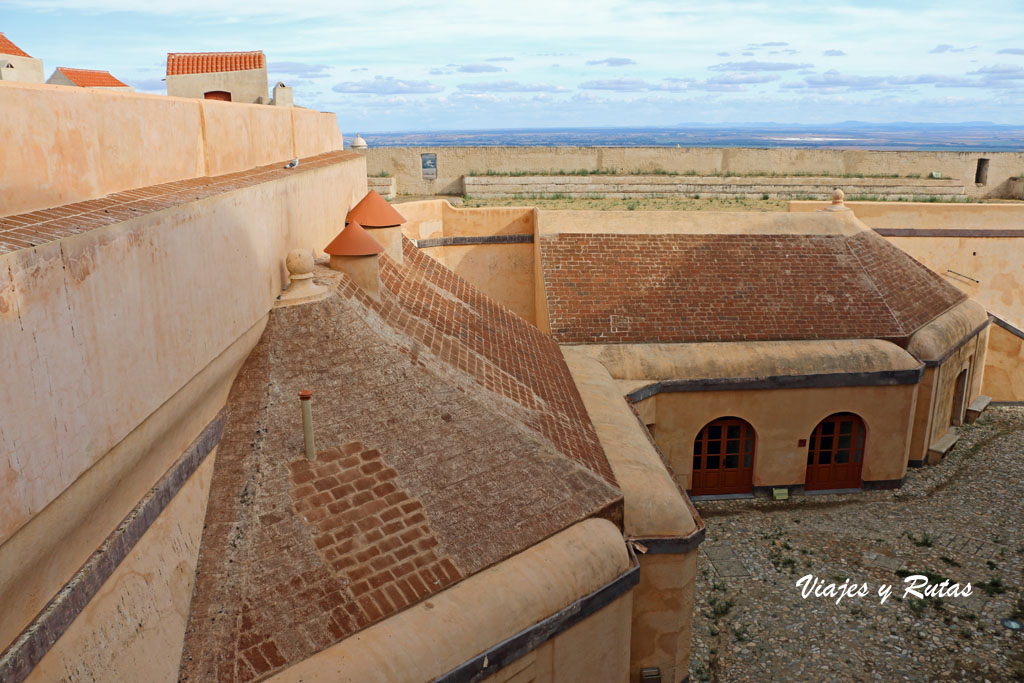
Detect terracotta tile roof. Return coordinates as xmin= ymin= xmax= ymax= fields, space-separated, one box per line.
xmin=55 ymin=67 xmax=129 ymax=88
xmin=323 ymin=220 xmax=384 ymax=256
xmin=345 ymin=190 xmax=407 ymax=228
xmin=540 ymin=231 xmax=965 ymax=346
xmin=180 ymin=247 xmax=620 ymax=680
xmin=166 ymin=50 xmax=265 ymax=76
xmin=0 ymin=32 xmax=30 ymax=58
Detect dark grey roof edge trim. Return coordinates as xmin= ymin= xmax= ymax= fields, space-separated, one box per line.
xmin=433 ymin=551 xmax=640 ymax=683
xmin=414 ymin=234 xmax=534 ymax=248
xmin=625 ymin=365 xmax=925 ymax=402
xmin=631 ymin=525 xmax=707 ymax=555
xmin=992 ymin=314 xmax=1024 ymax=340
xmin=0 ymin=411 xmax=225 ymax=683
xmin=874 ymin=228 xmax=1024 ymax=238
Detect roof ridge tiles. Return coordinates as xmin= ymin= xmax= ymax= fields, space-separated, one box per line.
xmin=166 ymin=50 xmax=266 ymax=76
xmin=55 ymin=67 xmax=129 ymax=88
xmin=0 ymin=32 xmax=30 ymax=58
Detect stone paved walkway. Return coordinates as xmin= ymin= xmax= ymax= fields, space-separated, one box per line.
xmin=689 ymin=406 xmax=1024 ymax=682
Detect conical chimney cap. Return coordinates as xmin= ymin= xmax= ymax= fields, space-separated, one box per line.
xmin=324 ymin=220 xmax=385 ymax=256
xmin=346 ymin=190 xmax=407 ymax=228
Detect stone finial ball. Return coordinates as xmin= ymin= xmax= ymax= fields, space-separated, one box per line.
xmin=832 ymin=188 xmax=845 ymax=203
xmin=286 ymin=248 xmax=314 ymax=276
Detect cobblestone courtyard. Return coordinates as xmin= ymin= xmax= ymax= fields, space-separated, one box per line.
xmin=690 ymin=407 xmax=1024 ymax=682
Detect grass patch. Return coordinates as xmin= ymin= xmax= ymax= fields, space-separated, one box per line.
xmin=979 ymin=576 xmax=1007 ymax=596
xmin=708 ymin=595 xmax=735 ymax=618
xmin=907 ymin=531 xmax=934 ymax=547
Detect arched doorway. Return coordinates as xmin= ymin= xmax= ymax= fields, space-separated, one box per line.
xmin=691 ymin=417 xmax=755 ymax=496
xmin=204 ymin=90 xmax=231 ymax=101
xmin=805 ymin=413 xmax=865 ymax=491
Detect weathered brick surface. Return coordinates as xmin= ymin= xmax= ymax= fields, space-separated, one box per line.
xmin=376 ymin=240 xmax=616 ymax=485
xmin=180 ymin=247 xmax=621 ymax=681
xmin=540 ymin=232 xmax=965 ymax=345
xmin=0 ymin=151 xmax=360 ymax=254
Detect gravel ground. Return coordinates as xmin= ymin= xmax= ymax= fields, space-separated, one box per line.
xmin=689 ymin=406 xmax=1024 ymax=682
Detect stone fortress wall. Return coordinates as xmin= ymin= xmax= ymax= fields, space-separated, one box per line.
xmin=365 ymin=146 xmax=1024 ymax=199
xmin=0 ymin=81 xmax=343 ymax=217
xmin=0 ymin=81 xmax=359 ymax=679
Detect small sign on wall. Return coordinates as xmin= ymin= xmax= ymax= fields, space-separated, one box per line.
xmin=421 ymin=153 xmax=437 ymax=181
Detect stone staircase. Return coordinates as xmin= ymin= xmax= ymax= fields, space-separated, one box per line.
xmin=462 ymin=174 xmax=968 ymax=201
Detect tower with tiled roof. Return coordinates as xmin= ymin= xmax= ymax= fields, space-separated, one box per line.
xmin=0 ymin=32 xmax=43 ymax=83
xmin=165 ymin=50 xmax=270 ymax=104
xmin=46 ymin=67 xmax=133 ymax=90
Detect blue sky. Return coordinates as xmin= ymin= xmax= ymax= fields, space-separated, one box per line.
xmin=2 ymin=1 xmax=1024 ymax=133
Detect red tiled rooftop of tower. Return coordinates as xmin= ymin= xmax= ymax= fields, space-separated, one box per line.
xmin=0 ymin=32 xmax=30 ymax=58
xmin=323 ymin=220 xmax=384 ymax=256
xmin=166 ymin=50 xmax=265 ymax=76
xmin=55 ymin=67 xmax=129 ymax=88
xmin=345 ymin=190 xmax=407 ymax=228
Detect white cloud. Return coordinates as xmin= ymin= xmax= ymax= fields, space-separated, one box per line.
xmin=269 ymin=61 xmax=331 ymax=78
xmin=457 ymin=81 xmax=568 ymax=92
xmin=454 ymin=63 xmax=506 ymax=73
xmin=586 ymin=57 xmax=637 ymax=67
xmin=332 ymin=76 xmax=442 ymax=94
xmin=579 ymin=77 xmax=650 ymax=91
xmin=710 ymin=61 xmax=812 ymax=72
xmin=968 ymin=64 xmax=1024 ymax=79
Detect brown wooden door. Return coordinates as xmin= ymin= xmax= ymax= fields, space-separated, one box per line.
xmin=805 ymin=413 xmax=865 ymax=491
xmin=204 ymin=90 xmax=231 ymax=101
xmin=691 ymin=417 xmax=755 ymax=495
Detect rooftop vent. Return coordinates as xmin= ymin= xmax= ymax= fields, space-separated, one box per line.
xmin=325 ymin=220 xmax=384 ymax=298
xmin=346 ymin=190 xmax=407 ymax=263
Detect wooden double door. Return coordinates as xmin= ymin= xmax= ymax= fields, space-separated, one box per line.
xmin=691 ymin=417 xmax=755 ymax=496
xmin=805 ymin=413 xmax=865 ymax=491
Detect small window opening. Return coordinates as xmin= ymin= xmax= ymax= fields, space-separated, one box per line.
xmin=975 ymin=158 xmax=989 ymax=186
xmin=421 ymin=153 xmax=437 ymax=181
xmin=204 ymin=90 xmax=232 ymax=102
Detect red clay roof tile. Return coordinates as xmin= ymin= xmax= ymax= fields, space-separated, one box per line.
xmin=56 ymin=67 xmax=129 ymax=88
xmin=540 ymin=231 xmax=966 ymax=346
xmin=324 ymin=220 xmax=385 ymax=256
xmin=0 ymin=33 xmax=30 ymax=58
xmin=346 ymin=190 xmax=407 ymax=228
xmin=166 ymin=50 xmax=265 ymax=76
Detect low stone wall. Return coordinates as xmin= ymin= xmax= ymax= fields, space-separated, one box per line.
xmin=367 ymin=176 xmax=396 ymax=199
xmin=464 ymin=174 xmax=967 ymax=200
xmin=399 ymin=200 xmax=537 ymax=323
xmin=365 ymin=146 xmax=1024 ymax=199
